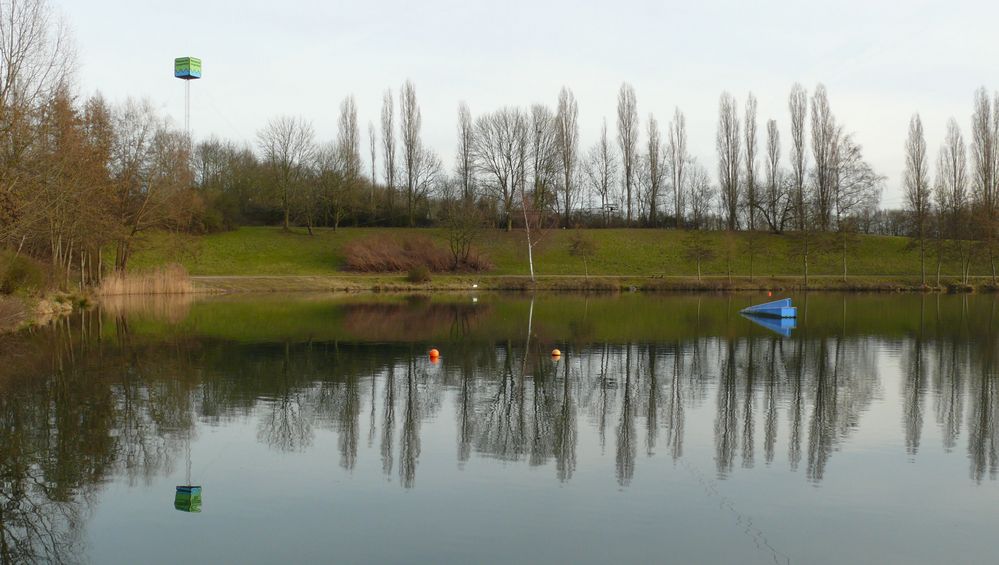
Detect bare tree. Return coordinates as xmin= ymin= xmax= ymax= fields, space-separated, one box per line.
xmin=905 ymin=113 xmax=932 ymax=285
xmin=0 ymin=0 xmax=73 ymax=135
xmin=971 ymin=87 xmax=999 ymax=280
xmin=789 ymin=83 xmax=808 ymax=230
xmin=456 ymin=101 xmax=475 ymax=202
xmin=442 ymin=189 xmax=486 ymax=269
xmin=939 ymin=118 xmax=970 ymax=227
xmin=937 ymin=118 xmax=971 ymax=281
xmin=110 ymin=99 xmax=195 ymax=269
xmin=568 ymin=230 xmax=597 ymax=277
xmin=832 ymin=130 xmax=883 ymax=278
xmin=788 ymin=83 xmax=810 ymax=283
xmin=517 ymin=112 xmax=547 ymax=282
xmin=337 ymin=96 xmax=361 ymax=180
xmin=380 ymin=89 xmax=396 ymax=220
xmin=744 ymin=93 xmax=759 ymax=230
xmin=0 ymin=0 xmax=75 ymax=244
xmin=667 ymin=108 xmax=688 ymax=227
xmin=810 ymin=84 xmax=837 ymax=231
xmin=760 ymin=119 xmax=790 ymax=232
xmin=529 ymin=104 xmax=559 ymax=219
xmin=641 ymin=113 xmax=666 ymax=226
xmin=399 ymin=80 xmax=423 ymax=226
xmin=314 ymin=140 xmax=357 ymax=231
xmin=256 ymin=115 xmax=315 ymax=231
xmin=474 ymin=107 xmax=526 ymax=231
xmin=617 ymin=83 xmax=639 ymax=224
xmin=831 ymin=131 xmax=882 ymax=225
xmin=315 ymin=96 xmax=363 ymax=233
xmin=682 ymin=230 xmax=716 ymax=281
xmin=409 ymin=146 xmax=443 ymax=223
xmin=688 ymin=160 xmax=715 ymax=230
xmin=716 ymin=92 xmax=741 ymax=230
xmin=585 ymin=119 xmax=618 ymax=225
xmin=368 ymin=121 xmax=376 ymax=213
xmin=555 ymin=87 xmax=580 ymax=227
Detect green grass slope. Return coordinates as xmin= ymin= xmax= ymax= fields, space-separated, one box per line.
xmin=127 ymin=226 xmax=981 ymax=279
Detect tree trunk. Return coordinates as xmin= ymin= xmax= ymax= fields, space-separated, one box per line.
xmin=803 ymin=232 xmax=809 ymax=288
xmin=65 ymin=240 xmax=73 ymax=287
xmin=991 ymin=246 xmax=997 ymax=284
xmin=115 ymin=240 xmax=130 ymax=272
xmin=842 ymin=236 xmax=847 ymax=283
xmin=920 ymin=238 xmax=926 ymax=286
xmin=525 ymin=229 xmax=535 ymax=283
xmin=964 ymin=247 xmax=971 ymax=284
xmin=283 ymin=185 xmax=291 ymax=231
xmin=521 ymin=195 xmax=535 ymax=284
xmin=407 ymin=182 xmax=416 ymax=227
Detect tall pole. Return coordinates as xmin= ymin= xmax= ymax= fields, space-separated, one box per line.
xmin=185 ymin=80 xmax=191 ymax=140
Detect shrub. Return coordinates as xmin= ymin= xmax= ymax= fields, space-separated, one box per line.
xmin=344 ymin=235 xmax=492 ymax=273
xmin=406 ymin=265 xmax=431 ymax=283
xmin=946 ymin=282 xmax=974 ymax=294
xmin=0 ymin=255 xmax=48 ymax=295
xmin=568 ymin=230 xmax=597 ymax=277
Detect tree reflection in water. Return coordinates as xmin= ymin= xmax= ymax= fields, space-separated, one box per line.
xmin=0 ymin=293 xmax=999 ymax=561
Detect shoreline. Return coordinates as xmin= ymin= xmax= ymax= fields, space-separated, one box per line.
xmin=189 ymin=274 xmax=991 ymax=294
xmin=1 ymin=273 xmax=987 ymax=336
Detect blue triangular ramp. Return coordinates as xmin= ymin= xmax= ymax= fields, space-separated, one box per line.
xmin=740 ymin=298 xmax=797 ymax=318
xmin=741 ymin=313 xmax=796 ymax=337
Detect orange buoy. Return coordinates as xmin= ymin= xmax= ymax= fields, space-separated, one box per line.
xmin=429 ymin=348 xmax=440 ymax=359
xmin=551 ymin=348 xmax=562 ymax=358
xmin=767 ymin=291 xmax=772 ymax=297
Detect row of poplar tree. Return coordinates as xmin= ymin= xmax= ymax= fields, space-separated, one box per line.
xmin=4 ymin=0 xmax=999 ymax=282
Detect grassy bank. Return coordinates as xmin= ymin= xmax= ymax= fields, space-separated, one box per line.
xmin=125 ymin=227 xmax=993 ymax=290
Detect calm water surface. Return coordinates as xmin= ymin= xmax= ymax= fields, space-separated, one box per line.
xmin=1 ymin=292 xmax=997 ymax=564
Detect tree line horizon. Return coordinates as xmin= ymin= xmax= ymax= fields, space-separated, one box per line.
xmin=2 ymin=0 xmax=999 ymax=283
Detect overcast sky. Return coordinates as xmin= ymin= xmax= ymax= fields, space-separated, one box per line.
xmin=63 ymin=0 xmax=999 ymax=207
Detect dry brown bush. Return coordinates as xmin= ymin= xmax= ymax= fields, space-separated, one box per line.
xmin=344 ymin=235 xmax=492 ymax=273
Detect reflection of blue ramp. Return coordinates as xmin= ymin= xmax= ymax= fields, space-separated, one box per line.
xmin=740 ymin=298 xmax=797 ymax=318
xmin=742 ymin=313 xmax=796 ymax=336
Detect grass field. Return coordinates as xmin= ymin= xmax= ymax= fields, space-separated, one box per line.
xmin=126 ymin=226 xmax=985 ymax=283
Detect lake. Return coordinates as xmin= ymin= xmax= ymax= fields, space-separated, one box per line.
xmin=1 ymin=292 xmax=997 ymax=564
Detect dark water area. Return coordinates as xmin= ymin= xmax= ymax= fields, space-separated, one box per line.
xmin=0 ymin=292 xmax=997 ymax=564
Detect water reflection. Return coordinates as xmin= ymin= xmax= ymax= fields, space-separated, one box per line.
xmin=1 ymin=293 xmax=999 ymax=562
